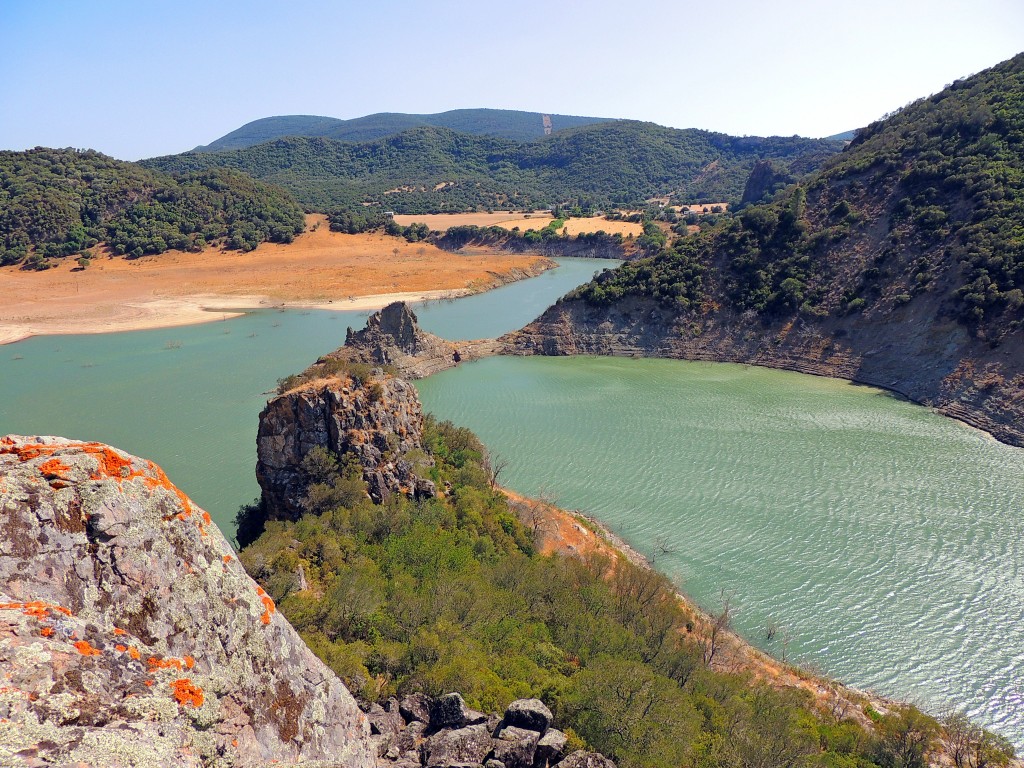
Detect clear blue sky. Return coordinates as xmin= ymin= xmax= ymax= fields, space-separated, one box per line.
xmin=1 ymin=0 xmax=1021 ymax=160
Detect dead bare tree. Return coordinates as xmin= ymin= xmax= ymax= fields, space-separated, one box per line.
xmin=485 ymin=452 xmax=510 ymax=490
xmin=649 ymin=534 xmax=677 ymax=565
xmin=701 ymin=589 xmax=734 ymax=667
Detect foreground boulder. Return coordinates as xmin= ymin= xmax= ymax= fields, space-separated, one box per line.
xmin=0 ymin=436 xmax=375 ymax=767
xmin=371 ymin=692 xmax=611 ymax=768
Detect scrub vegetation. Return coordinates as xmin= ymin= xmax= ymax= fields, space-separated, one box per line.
xmin=238 ymin=417 xmax=1012 ymax=768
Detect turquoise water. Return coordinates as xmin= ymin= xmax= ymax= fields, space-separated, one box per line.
xmin=0 ymin=258 xmax=612 ymax=529
xmin=1 ymin=255 xmax=1022 ymax=744
xmin=417 ymin=356 xmax=1024 ymax=743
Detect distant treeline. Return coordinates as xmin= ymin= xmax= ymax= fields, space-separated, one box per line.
xmin=143 ymin=121 xmax=843 ymax=214
xmin=0 ymin=148 xmax=305 ymax=268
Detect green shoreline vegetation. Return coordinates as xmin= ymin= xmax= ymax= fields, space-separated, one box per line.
xmin=568 ymin=53 xmax=1024 ymax=339
xmin=237 ymin=413 xmax=1014 ymax=768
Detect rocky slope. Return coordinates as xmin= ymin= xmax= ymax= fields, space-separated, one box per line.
xmin=506 ymin=53 xmax=1024 ymax=447
xmin=503 ymin=293 xmax=1024 ymax=446
xmin=365 ymin=692 xmax=611 ymax=768
xmin=257 ymin=371 xmax=437 ymax=520
xmin=256 ymin=301 xmax=507 ymax=525
xmin=0 ymin=435 xmax=375 ymax=767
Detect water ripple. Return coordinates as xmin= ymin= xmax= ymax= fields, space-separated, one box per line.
xmin=418 ymin=355 xmax=1024 ymax=747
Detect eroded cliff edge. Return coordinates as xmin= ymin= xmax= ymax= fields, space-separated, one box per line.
xmin=0 ymin=435 xmax=375 ymax=768
xmin=502 ymin=295 xmax=1024 ymax=447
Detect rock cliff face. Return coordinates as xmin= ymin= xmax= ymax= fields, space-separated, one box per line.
xmin=0 ymin=435 xmax=375 ymax=767
xmin=345 ymin=301 xmax=502 ymax=379
xmin=257 ymin=371 xmax=436 ymax=520
xmin=503 ymin=295 xmax=1024 ymax=447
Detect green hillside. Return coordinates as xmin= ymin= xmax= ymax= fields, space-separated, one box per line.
xmin=147 ymin=122 xmax=843 ymax=213
xmin=194 ymin=108 xmax=611 ymax=152
xmin=516 ymin=53 xmax=1024 ymax=448
xmin=242 ymin=406 xmax=992 ymax=768
xmin=0 ymin=148 xmax=306 ymax=267
xmin=573 ymin=52 xmax=1024 ymax=335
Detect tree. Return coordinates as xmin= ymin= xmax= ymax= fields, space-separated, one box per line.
xmin=700 ymin=590 xmax=733 ymax=666
xmin=874 ymin=705 xmax=940 ymax=768
xmin=942 ymin=710 xmax=1015 ymax=768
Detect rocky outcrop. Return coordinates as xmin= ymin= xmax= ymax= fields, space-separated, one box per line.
xmin=0 ymin=435 xmax=375 ymax=767
xmin=257 ymin=372 xmax=436 ymax=519
xmin=739 ymin=158 xmax=792 ymax=207
xmin=345 ymin=301 xmax=502 ymax=379
xmin=503 ymin=295 xmax=1024 ymax=447
xmin=364 ymin=693 xmax=603 ymax=768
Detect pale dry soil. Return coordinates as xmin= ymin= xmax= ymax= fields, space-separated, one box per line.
xmin=0 ymin=215 xmax=551 ymax=345
xmin=392 ymin=212 xmax=644 ymax=237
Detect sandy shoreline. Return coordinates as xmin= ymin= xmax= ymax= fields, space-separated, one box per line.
xmin=0 ymin=289 xmax=476 ymax=347
xmin=0 ymin=214 xmax=552 ymax=346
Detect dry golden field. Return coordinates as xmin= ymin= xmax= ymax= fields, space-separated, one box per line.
xmin=0 ymin=215 xmax=551 ymax=344
xmin=394 ymin=212 xmax=643 ymax=237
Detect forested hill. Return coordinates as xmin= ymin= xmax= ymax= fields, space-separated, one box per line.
xmin=146 ymin=121 xmax=843 ymax=213
xmin=193 ymin=108 xmax=611 ymax=151
xmin=0 ymin=148 xmax=306 ymax=267
xmin=510 ymin=52 xmax=1024 ymax=446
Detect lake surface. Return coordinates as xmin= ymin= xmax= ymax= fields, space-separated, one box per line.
xmin=1 ymin=255 xmax=1022 ymax=745
xmin=0 ymin=258 xmax=612 ymax=528
xmin=417 ymin=356 xmax=1024 ymax=741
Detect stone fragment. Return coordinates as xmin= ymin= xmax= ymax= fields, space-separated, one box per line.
xmin=492 ymin=724 xmax=540 ymax=768
xmin=399 ymin=692 xmax=431 ymax=724
xmin=421 ymin=723 xmax=494 ymax=768
xmin=559 ymin=751 xmax=617 ymax=768
xmin=534 ymin=728 xmax=568 ymax=767
xmin=503 ymin=697 xmax=553 ymax=733
xmin=430 ymin=691 xmax=487 ymax=729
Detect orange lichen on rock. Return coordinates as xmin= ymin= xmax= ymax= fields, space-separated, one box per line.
xmin=0 ymin=600 xmax=73 ymax=621
xmin=184 ymin=655 xmax=195 ymax=670
xmin=38 ymin=457 xmax=72 ymax=479
xmin=0 ymin=439 xmax=200 ymax=523
xmin=40 ymin=627 xmax=54 ymax=638
xmin=171 ymin=678 xmax=204 ymax=708
xmin=255 ymin=586 xmax=276 ymax=625
xmin=143 ymin=680 xmax=154 ymax=687
xmin=115 ymin=644 xmax=127 ymax=653
xmin=148 ymin=656 xmax=184 ymax=671
xmin=128 ymin=646 xmax=141 ymax=660
xmin=223 ymin=555 xmax=232 ymax=563
xmin=73 ymin=640 xmax=102 ymax=656
xmin=143 ymin=460 xmax=193 ymax=518
xmin=113 ymin=627 xmax=127 ymax=636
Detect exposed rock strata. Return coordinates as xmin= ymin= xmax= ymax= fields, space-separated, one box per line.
xmin=503 ymin=295 xmax=1024 ymax=447
xmin=0 ymin=435 xmax=375 ymax=768
xmin=257 ymin=372 xmax=436 ymax=519
xmin=345 ymin=301 xmax=502 ymax=379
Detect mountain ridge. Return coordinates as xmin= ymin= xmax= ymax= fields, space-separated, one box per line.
xmin=148 ymin=121 xmax=843 ymax=213
xmin=193 ymin=108 xmax=613 ymax=152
